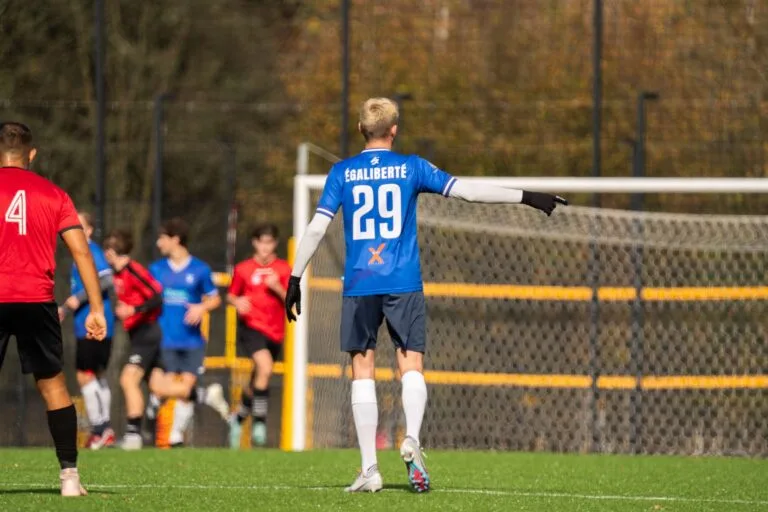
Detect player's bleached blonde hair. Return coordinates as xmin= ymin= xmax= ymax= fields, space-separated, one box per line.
xmin=359 ymin=97 xmax=399 ymax=141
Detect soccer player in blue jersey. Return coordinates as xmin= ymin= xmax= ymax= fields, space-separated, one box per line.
xmin=285 ymin=97 xmax=566 ymax=493
xmin=150 ymin=218 xmax=228 ymax=446
xmin=59 ymin=212 xmax=116 ymax=449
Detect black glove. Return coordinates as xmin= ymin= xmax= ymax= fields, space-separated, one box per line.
xmin=521 ymin=191 xmax=568 ymax=216
xmin=285 ymin=276 xmax=302 ymax=322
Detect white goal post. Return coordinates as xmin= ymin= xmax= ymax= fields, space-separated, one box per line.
xmin=286 ymin=141 xmax=768 ymax=452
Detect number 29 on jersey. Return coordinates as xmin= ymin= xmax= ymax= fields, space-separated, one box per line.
xmin=352 ymin=184 xmax=402 ymax=240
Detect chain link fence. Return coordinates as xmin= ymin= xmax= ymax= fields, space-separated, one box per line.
xmin=306 ymin=188 xmax=768 ymax=455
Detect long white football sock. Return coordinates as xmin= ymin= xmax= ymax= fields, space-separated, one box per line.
xmin=97 ymin=378 xmax=112 ymax=425
xmin=401 ymin=370 xmax=427 ymax=444
xmin=81 ymin=379 xmax=104 ymax=428
xmin=351 ymin=379 xmax=378 ymax=473
xmin=169 ymin=400 xmax=195 ymax=445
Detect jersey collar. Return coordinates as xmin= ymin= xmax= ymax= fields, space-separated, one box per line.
xmin=167 ymin=256 xmax=192 ymax=273
xmin=360 ymin=148 xmax=392 ymax=153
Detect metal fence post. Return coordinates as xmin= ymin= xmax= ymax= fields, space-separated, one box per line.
xmin=629 ymin=91 xmax=658 ymax=454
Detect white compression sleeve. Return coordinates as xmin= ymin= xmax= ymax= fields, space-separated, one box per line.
xmin=448 ymin=180 xmax=524 ymax=204
xmin=291 ymin=213 xmax=333 ymax=278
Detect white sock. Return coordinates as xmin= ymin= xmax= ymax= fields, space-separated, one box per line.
xmin=97 ymin=378 xmax=111 ymax=425
xmin=351 ymin=379 xmax=378 ymax=473
xmin=401 ymin=371 xmax=427 ymax=444
xmin=170 ymin=400 xmax=195 ymax=445
xmin=81 ymin=379 xmax=104 ymax=428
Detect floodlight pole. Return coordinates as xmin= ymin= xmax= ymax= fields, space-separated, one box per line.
xmin=340 ymin=0 xmax=350 ymax=158
xmin=94 ymin=0 xmax=106 ymax=241
xmin=588 ymin=0 xmax=604 ymax=454
xmin=153 ymin=92 xmax=172 ymax=258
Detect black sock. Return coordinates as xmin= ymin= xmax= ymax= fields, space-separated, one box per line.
xmin=92 ymin=422 xmax=107 ymax=436
xmin=237 ymin=391 xmax=253 ymax=424
xmin=46 ymin=405 xmax=78 ymax=470
xmin=252 ymin=388 xmax=269 ymax=424
xmin=126 ymin=416 xmax=142 ymax=434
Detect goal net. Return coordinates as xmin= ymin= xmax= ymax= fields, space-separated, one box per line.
xmin=290 ymin=143 xmax=768 ymax=456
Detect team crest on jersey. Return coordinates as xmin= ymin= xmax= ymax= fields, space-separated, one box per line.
xmin=370 ymin=156 xmax=380 ymax=165
xmin=185 ymin=273 xmax=195 ymax=285
xmin=251 ymin=272 xmax=262 ymax=285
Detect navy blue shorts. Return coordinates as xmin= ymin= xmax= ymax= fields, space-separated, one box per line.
xmin=161 ymin=347 xmax=206 ymax=376
xmin=341 ymin=292 xmax=426 ymax=353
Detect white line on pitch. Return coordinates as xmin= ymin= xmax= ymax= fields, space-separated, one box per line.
xmin=1 ymin=482 xmax=766 ymax=506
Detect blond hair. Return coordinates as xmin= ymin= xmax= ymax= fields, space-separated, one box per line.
xmin=359 ymin=97 xmax=399 ymax=141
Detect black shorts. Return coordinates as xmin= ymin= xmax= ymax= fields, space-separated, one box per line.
xmin=0 ymin=302 xmax=63 ymax=376
xmin=76 ymin=337 xmax=112 ymax=373
xmin=125 ymin=323 xmax=163 ymax=375
xmin=237 ymin=323 xmax=283 ymax=361
xmin=341 ymin=292 xmax=426 ymax=354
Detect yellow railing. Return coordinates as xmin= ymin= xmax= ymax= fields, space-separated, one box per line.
xmin=204 ymin=261 xmax=768 ymax=450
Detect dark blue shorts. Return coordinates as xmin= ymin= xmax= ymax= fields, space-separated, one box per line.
xmin=161 ymin=347 xmax=206 ymax=376
xmin=341 ymin=292 xmax=426 ymax=353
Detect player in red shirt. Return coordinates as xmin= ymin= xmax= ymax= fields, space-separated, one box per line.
xmin=103 ymin=229 xmax=164 ymax=449
xmin=227 ymin=224 xmax=291 ymax=447
xmin=0 ymin=122 xmax=107 ymax=497
xmin=104 ymin=229 xmax=227 ymax=450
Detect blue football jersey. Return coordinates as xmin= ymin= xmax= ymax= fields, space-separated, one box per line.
xmin=316 ymin=149 xmax=456 ymax=296
xmin=149 ymin=256 xmax=218 ymax=349
xmin=70 ymin=240 xmax=115 ymax=339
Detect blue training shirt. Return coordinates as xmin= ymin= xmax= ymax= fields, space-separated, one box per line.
xmin=316 ymin=149 xmax=456 ymax=296
xmin=149 ymin=256 xmax=218 ymax=349
xmin=71 ymin=240 xmax=115 ymax=339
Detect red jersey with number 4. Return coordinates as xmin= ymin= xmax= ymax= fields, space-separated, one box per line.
xmin=0 ymin=167 xmax=81 ymax=303
xmin=113 ymin=260 xmax=163 ymax=331
xmin=229 ymin=258 xmax=291 ymax=342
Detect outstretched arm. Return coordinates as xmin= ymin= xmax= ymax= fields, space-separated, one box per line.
xmin=448 ymin=180 xmax=567 ymax=215
xmin=285 ymin=213 xmax=332 ymax=321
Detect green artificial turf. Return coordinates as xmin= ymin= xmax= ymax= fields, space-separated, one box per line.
xmin=0 ymin=448 xmax=765 ymax=511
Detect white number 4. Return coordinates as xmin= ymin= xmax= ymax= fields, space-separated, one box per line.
xmin=4 ymin=190 xmax=27 ymax=235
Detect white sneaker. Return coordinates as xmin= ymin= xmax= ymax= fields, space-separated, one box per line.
xmin=120 ymin=432 xmax=143 ymax=451
xmin=344 ymin=465 xmax=383 ymax=493
xmin=251 ymin=421 xmax=267 ymax=447
xmin=60 ymin=468 xmax=87 ymax=497
xmin=228 ymin=415 xmax=242 ymax=449
xmin=204 ymin=383 xmax=230 ymax=421
xmin=400 ymin=436 xmax=430 ymax=492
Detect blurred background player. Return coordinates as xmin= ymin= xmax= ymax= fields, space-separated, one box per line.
xmin=285 ymin=98 xmax=566 ymax=493
xmin=104 ymin=229 xmax=165 ymax=450
xmin=227 ymin=224 xmax=291 ymax=448
xmin=105 ymin=229 xmax=227 ymax=450
xmin=150 ymin=218 xmax=226 ymax=447
xmin=59 ymin=211 xmax=116 ymax=449
xmin=0 ymin=122 xmax=107 ymax=496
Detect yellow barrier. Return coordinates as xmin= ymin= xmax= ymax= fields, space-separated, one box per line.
xmin=308 ymin=277 xmax=768 ymax=302
xmin=203 ymin=356 xmax=767 ymax=390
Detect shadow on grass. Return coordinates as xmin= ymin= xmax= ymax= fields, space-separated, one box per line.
xmin=0 ymin=488 xmax=117 ymax=495
xmin=297 ymin=483 xmax=417 ymax=493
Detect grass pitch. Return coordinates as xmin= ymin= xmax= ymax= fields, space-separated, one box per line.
xmin=0 ymin=448 xmax=765 ymax=511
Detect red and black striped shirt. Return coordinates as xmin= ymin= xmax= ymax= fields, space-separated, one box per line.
xmin=113 ymin=260 xmax=163 ymax=331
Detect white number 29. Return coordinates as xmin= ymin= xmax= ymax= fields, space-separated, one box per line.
xmin=4 ymin=190 xmax=27 ymax=235
xmin=351 ymin=184 xmax=402 ymax=240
